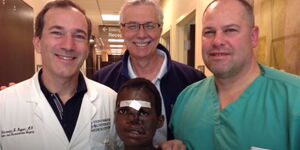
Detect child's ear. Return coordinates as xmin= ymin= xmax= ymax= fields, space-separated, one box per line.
xmin=156 ymin=115 xmax=165 ymax=129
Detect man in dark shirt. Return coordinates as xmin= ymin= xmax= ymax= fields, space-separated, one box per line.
xmin=93 ymin=0 xmax=205 ymax=147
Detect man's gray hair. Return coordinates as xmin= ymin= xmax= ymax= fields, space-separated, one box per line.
xmin=119 ymin=0 xmax=164 ymax=24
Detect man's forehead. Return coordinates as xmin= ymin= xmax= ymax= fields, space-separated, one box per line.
xmin=43 ymin=7 xmax=87 ymax=31
xmin=205 ymin=0 xmax=246 ymax=15
xmin=45 ymin=7 xmax=86 ymax=22
xmin=203 ymin=1 xmax=247 ymax=24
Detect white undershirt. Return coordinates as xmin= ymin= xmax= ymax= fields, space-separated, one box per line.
xmin=127 ymin=49 xmax=168 ymax=146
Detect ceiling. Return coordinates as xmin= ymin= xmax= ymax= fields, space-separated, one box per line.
xmin=73 ymin=0 xmax=125 ymax=30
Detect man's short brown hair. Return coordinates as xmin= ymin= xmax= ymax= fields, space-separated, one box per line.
xmin=35 ymin=0 xmax=92 ymax=40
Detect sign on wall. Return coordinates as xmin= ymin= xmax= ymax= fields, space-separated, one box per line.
xmin=98 ymin=25 xmax=125 ymax=55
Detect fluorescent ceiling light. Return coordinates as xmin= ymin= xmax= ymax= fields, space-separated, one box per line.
xmin=111 ymin=53 xmax=123 ymax=55
xmin=111 ymin=49 xmax=123 ymax=55
xmin=108 ymin=39 xmax=124 ymax=43
xmin=111 ymin=50 xmax=122 ymax=53
xmin=109 ymin=45 xmax=123 ymax=48
xmin=101 ymin=14 xmax=120 ymax=21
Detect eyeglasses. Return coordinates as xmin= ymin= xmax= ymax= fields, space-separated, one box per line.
xmin=120 ymin=22 xmax=161 ymax=32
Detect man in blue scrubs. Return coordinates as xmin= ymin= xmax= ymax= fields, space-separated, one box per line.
xmin=170 ymin=0 xmax=300 ymax=149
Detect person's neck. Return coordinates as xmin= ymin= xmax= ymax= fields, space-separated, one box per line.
xmin=124 ymin=144 xmax=158 ymax=150
xmin=41 ymin=71 xmax=79 ymax=104
xmin=130 ymin=52 xmax=164 ymax=81
xmin=215 ymin=61 xmax=261 ymax=110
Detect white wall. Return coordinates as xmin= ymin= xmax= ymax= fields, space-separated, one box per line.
xmin=161 ymin=0 xmax=213 ymax=76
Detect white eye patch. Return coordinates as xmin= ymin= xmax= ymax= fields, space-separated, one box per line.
xmin=120 ymin=100 xmax=151 ymax=111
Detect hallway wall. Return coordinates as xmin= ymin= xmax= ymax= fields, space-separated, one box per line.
xmin=254 ymin=0 xmax=300 ymax=75
xmin=161 ymin=0 xmax=213 ymax=76
xmin=22 ymin=0 xmax=52 ymax=69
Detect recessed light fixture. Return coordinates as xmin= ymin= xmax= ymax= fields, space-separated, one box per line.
xmin=109 ymin=45 xmax=124 ymax=48
xmin=101 ymin=14 xmax=120 ymax=21
xmin=108 ymin=39 xmax=124 ymax=43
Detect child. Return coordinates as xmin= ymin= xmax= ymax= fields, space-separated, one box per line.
xmin=115 ymin=78 xmax=164 ymax=150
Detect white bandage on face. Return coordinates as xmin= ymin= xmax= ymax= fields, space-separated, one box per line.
xmin=120 ymin=100 xmax=151 ymax=111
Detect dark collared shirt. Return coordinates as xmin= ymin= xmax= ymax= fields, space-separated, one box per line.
xmin=38 ymin=70 xmax=87 ymax=141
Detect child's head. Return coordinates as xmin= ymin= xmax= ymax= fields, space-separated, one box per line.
xmin=115 ymin=78 xmax=164 ymax=148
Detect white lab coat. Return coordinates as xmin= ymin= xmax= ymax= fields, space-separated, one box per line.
xmin=0 ymin=72 xmax=122 ymax=150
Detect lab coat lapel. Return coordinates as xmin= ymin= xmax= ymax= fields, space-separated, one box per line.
xmin=70 ymin=78 xmax=97 ymax=145
xmin=28 ymin=73 xmax=69 ymax=147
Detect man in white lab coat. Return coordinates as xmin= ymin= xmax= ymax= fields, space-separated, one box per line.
xmin=0 ymin=0 xmax=121 ymax=149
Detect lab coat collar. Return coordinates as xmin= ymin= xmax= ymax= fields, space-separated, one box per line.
xmin=26 ymin=71 xmax=70 ymax=146
xmin=28 ymin=71 xmax=98 ymax=104
xmin=26 ymin=71 xmax=99 ymax=147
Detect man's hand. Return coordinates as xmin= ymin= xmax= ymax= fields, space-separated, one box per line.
xmin=0 ymin=86 xmax=7 ymax=90
xmin=0 ymin=82 xmax=15 ymax=90
xmin=159 ymin=139 xmax=186 ymax=150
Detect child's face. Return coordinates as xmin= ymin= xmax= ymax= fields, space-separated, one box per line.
xmin=115 ymin=88 xmax=164 ymax=147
